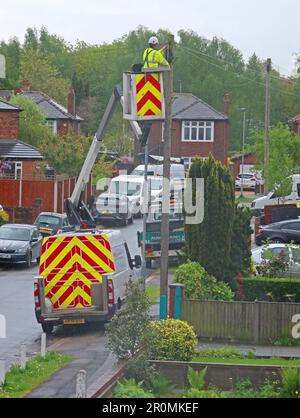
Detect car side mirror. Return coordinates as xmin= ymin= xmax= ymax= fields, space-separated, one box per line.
xmin=31 ymin=237 xmax=38 ymax=243
xmin=134 ymin=255 xmax=142 ymax=268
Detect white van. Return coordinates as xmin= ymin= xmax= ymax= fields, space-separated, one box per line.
xmin=107 ymin=175 xmax=163 ymax=216
xmin=34 ymin=229 xmax=141 ymax=333
xmin=131 ymin=164 xmax=185 ymax=179
xmin=252 ymin=174 xmax=300 ymax=213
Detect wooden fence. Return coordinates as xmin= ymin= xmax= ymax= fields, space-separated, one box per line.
xmin=181 ymin=300 xmax=300 ymax=344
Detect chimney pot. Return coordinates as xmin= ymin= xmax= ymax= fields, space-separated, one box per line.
xmin=20 ymin=79 xmax=31 ymax=91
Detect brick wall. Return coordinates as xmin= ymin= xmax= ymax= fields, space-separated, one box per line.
xmin=57 ymin=120 xmax=80 ymax=137
xmin=146 ymin=119 xmax=228 ymax=165
xmin=0 ymin=111 xmax=19 ymax=139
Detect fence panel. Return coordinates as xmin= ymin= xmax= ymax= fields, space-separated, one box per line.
xmin=181 ymin=300 xmax=300 ymax=343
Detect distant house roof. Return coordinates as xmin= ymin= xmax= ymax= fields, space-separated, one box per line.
xmin=0 ymin=140 xmax=44 ymax=160
xmin=22 ymin=91 xmax=83 ymax=121
xmin=0 ymin=99 xmax=21 ymax=112
xmin=0 ymin=90 xmax=12 ymax=100
xmin=172 ymin=93 xmax=228 ymax=121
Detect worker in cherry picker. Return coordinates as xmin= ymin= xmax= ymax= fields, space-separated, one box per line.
xmin=143 ymin=36 xmax=170 ymax=69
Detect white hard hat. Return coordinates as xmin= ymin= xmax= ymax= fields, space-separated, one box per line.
xmin=149 ymin=36 xmax=159 ymax=46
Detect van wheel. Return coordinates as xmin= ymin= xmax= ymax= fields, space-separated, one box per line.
xmin=41 ymin=322 xmax=54 ymax=335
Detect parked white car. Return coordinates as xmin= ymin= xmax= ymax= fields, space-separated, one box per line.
xmin=235 ymin=173 xmax=258 ymax=190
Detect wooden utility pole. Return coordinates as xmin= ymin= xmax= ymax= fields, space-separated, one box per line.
xmin=264 ymin=58 xmax=272 ymax=194
xmin=160 ymin=34 xmax=174 ymax=319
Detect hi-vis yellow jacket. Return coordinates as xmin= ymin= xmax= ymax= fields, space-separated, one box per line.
xmin=142 ymin=47 xmax=170 ymax=69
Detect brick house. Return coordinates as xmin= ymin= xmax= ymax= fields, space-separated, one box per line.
xmin=0 ymin=84 xmax=83 ymax=137
xmin=137 ymin=93 xmax=229 ymax=169
xmin=0 ymin=99 xmax=43 ymax=180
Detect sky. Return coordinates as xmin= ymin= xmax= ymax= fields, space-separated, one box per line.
xmin=0 ymin=0 xmax=298 ymax=76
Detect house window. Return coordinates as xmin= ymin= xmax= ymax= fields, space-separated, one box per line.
xmin=46 ymin=120 xmax=58 ymax=135
xmin=0 ymin=160 xmax=22 ymax=179
xmin=182 ymin=121 xmax=214 ymax=142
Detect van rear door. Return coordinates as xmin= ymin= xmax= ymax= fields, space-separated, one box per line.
xmin=39 ymin=234 xmax=115 ymax=311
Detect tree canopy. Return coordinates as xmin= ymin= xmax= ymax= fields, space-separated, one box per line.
xmin=1 ymin=26 xmax=300 ymax=151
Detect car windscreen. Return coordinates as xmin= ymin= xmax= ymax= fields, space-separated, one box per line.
xmin=37 ymin=215 xmax=61 ymax=226
xmin=109 ymin=181 xmax=141 ymax=196
xmin=0 ymin=227 xmax=31 ymax=241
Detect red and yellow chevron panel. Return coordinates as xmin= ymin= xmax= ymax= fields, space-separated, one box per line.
xmin=39 ymin=234 xmax=115 ymax=310
xmin=136 ymin=73 xmax=163 ymax=117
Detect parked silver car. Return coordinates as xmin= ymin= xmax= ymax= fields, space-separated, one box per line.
xmin=96 ymin=193 xmax=133 ymax=226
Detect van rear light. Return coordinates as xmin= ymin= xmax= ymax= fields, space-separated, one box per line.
xmin=107 ymin=279 xmax=115 ymax=308
xmin=34 ymin=282 xmax=40 ymax=310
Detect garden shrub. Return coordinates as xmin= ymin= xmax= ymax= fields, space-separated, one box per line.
xmin=124 ymin=356 xmax=157 ymax=390
xmin=242 ymin=277 xmax=300 ymax=302
xmin=105 ymin=281 xmax=151 ymax=360
xmin=113 ymin=379 xmax=154 ymax=398
xmin=175 ymin=261 xmax=234 ymax=301
xmin=257 ymin=255 xmax=290 ymax=278
xmin=281 ymin=368 xmax=300 ymax=398
xmin=147 ymin=319 xmax=197 ymax=361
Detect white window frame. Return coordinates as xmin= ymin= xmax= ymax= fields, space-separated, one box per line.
xmin=46 ymin=120 xmax=58 ymax=135
xmin=181 ymin=121 xmax=214 ymax=142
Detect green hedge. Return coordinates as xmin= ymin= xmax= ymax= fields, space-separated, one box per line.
xmin=242 ymin=277 xmax=300 ymax=302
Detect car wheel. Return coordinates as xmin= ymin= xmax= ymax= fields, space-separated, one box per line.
xmin=41 ymin=322 xmax=54 ymax=335
xmin=26 ymin=252 xmax=32 ymax=268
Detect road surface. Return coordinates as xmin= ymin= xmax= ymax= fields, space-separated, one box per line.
xmin=0 ymin=219 xmax=143 ymax=376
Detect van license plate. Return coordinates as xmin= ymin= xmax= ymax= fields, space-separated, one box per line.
xmin=0 ymin=254 xmax=11 ymax=259
xmin=63 ymin=319 xmax=85 ymax=325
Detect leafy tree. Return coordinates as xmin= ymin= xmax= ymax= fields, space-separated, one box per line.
xmin=9 ymin=94 xmax=53 ymax=147
xmin=40 ymin=133 xmax=92 ymax=176
xmin=20 ymin=48 xmax=69 ymax=105
xmin=249 ymin=123 xmax=300 ymax=195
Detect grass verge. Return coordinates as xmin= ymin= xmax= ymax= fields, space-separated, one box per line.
xmin=146 ymin=286 xmax=160 ymax=304
xmin=0 ymin=351 xmax=72 ymax=398
xmin=193 ymin=356 xmax=300 ymax=367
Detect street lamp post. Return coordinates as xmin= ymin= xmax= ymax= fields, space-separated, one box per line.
xmin=240 ymin=108 xmax=247 ymax=198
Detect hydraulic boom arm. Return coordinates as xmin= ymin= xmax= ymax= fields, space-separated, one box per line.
xmin=65 ymin=85 xmax=143 ymax=227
